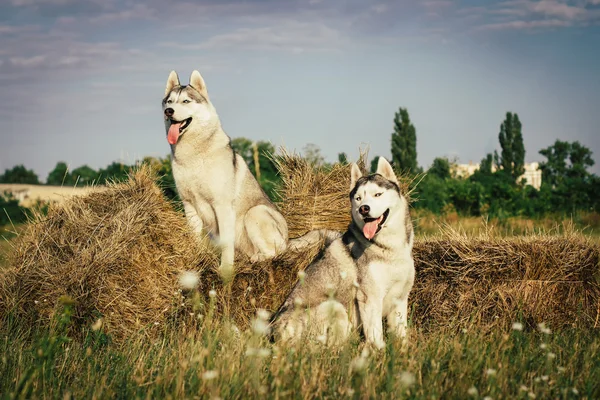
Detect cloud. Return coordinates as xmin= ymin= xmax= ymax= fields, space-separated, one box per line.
xmin=473 ymin=0 xmax=600 ymax=32
xmin=195 ymin=20 xmax=345 ymax=52
xmin=478 ymin=18 xmax=571 ymax=30
xmin=9 ymin=55 xmax=46 ymax=67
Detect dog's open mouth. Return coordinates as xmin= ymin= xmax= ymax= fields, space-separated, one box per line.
xmin=362 ymin=208 xmax=390 ymax=240
xmin=167 ymin=117 xmax=192 ymax=145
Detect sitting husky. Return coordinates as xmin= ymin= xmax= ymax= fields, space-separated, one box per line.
xmin=162 ymin=70 xmax=288 ymax=277
xmin=272 ymin=157 xmax=415 ymax=348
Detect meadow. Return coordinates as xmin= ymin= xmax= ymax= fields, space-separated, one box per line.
xmin=0 ymin=159 xmax=598 ymax=399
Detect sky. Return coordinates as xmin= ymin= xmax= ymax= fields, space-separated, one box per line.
xmin=1 ymin=0 xmax=599 ymax=181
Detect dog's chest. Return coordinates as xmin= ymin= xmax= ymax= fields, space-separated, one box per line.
xmin=361 ymin=255 xmax=414 ymax=301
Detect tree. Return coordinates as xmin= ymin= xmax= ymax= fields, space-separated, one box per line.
xmin=230 ymin=137 xmax=254 ymax=165
xmin=46 ymin=162 xmax=71 ymax=186
xmin=337 ymin=152 xmax=348 ymax=165
xmin=538 ymin=140 xmax=596 ymax=213
xmin=479 ymin=153 xmax=494 ymax=176
xmin=428 ymin=157 xmax=451 ymax=180
xmin=390 ymin=108 xmax=417 ymax=174
xmin=370 ymin=156 xmax=379 ymax=173
xmin=70 ymin=165 xmax=98 ymax=186
xmin=498 ymin=112 xmax=525 ymax=181
xmin=231 ymin=138 xmax=281 ymax=200
xmin=98 ymin=162 xmax=133 ymax=184
xmin=303 ymin=143 xmax=326 ymax=167
xmin=0 ymin=165 xmax=40 ymax=184
xmin=0 ymin=192 xmax=30 ymax=226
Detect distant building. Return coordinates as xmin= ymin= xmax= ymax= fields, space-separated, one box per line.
xmin=451 ymin=161 xmax=542 ymax=190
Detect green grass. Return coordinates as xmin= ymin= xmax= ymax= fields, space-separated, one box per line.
xmin=1 ymin=220 xmax=599 ymax=399
xmin=1 ymin=300 xmax=598 ymax=399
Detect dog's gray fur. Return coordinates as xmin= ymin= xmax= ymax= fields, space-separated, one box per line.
xmin=272 ymin=157 xmax=415 ymax=348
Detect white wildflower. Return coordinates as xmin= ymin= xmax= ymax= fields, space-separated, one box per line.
xmin=537 ymin=322 xmax=551 ymax=334
xmin=351 ymin=356 xmax=367 ymax=372
xmin=557 ymin=366 xmax=566 ymax=373
xmin=541 ymin=375 xmax=549 ymax=382
xmin=209 ymin=289 xmax=217 ymax=298
xmin=547 ymin=352 xmax=556 ymax=360
xmin=201 ymin=370 xmax=218 ymax=380
xmin=251 ymin=318 xmax=270 ymax=336
xmin=178 ymin=271 xmax=199 ymax=290
xmin=257 ymin=348 xmax=271 ymax=358
xmin=91 ymin=318 xmax=103 ymax=331
xmin=571 ymin=388 xmax=579 ymax=395
xmin=398 ymin=371 xmax=416 ymax=387
xmin=297 ymin=271 xmax=306 ymax=281
xmin=528 ymin=392 xmax=536 ymax=399
xmin=519 ymin=385 xmax=528 ymax=392
xmin=485 ymin=368 xmax=497 ymax=377
xmin=154 ymin=321 xmax=159 ymax=326
xmin=246 ymin=347 xmax=270 ymax=358
xmin=512 ymin=322 xmax=524 ymax=331
xmin=483 ymin=396 xmax=493 ymax=400
xmin=534 ymin=377 xmax=541 ymax=383
xmin=467 ymin=386 xmax=478 ymax=396
xmin=540 ymin=343 xmax=547 ymax=349
xmin=256 ymin=308 xmax=271 ymax=321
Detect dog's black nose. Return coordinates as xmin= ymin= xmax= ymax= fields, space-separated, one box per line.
xmin=359 ymin=205 xmax=370 ymax=216
xmin=164 ymin=108 xmax=174 ymax=117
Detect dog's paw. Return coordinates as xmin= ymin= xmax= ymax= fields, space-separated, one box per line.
xmin=218 ymin=262 xmax=235 ymax=284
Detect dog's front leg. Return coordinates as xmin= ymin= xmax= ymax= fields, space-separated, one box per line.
xmin=357 ymin=290 xmax=385 ymax=349
xmin=183 ymin=201 xmax=203 ymax=237
xmin=387 ymin=296 xmax=409 ymax=340
xmin=214 ymin=205 xmax=236 ymax=281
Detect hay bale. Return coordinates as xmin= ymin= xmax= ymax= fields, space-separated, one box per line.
xmin=412 ymin=229 xmax=600 ymax=332
xmin=1 ymin=155 xmax=599 ymax=341
xmin=273 ymin=149 xmax=413 ymax=238
xmin=0 ymin=167 xmax=218 ymax=340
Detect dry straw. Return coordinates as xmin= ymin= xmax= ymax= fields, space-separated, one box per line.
xmin=0 ymin=154 xmax=598 ymax=342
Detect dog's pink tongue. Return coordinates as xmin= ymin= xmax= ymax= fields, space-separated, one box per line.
xmin=167 ymin=123 xmax=182 ymax=145
xmin=363 ymin=216 xmax=383 ymax=240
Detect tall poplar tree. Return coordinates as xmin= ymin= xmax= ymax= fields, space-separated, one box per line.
xmin=390 ymin=108 xmax=417 ymax=173
xmin=498 ymin=112 xmax=525 ymax=181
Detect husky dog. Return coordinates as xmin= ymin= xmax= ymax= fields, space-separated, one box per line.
xmin=162 ymin=70 xmax=288 ymax=277
xmin=272 ymin=157 xmax=415 ymax=348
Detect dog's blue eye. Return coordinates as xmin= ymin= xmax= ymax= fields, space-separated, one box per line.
xmin=182 ymin=99 xmax=191 ymax=104
xmin=374 ymin=193 xmax=382 ymax=197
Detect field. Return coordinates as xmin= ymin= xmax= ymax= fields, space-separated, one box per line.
xmin=0 ymin=161 xmax=599 ymax=399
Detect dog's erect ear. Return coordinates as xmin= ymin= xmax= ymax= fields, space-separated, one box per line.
xmin=189 ymin=70 xmax=209 ymax=100
xmin=165 ymin=71 xmax=180 ymax=96
xmin=376 ymin=157 xmax=398 ymax=184
xmin=350 ymin=163 xmax=363 ymax=190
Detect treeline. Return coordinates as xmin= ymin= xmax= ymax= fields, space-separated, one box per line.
xmin=382 ymin=110 xmax=599 ymax=217
xmin=1 ymin=109 xmax=598 ymax=218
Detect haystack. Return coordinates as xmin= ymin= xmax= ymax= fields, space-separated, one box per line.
xmin=412 ymin=228 xmax=599 ymax=331
xmin=0 ymin=167 xmax=218 ymax=340
xmin=1 ymin=154 xmax=599 ymax=342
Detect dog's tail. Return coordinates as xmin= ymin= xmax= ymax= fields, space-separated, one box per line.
xmin=287 ymin=229 xmax=341 ymax=252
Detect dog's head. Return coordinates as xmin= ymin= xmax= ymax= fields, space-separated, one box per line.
xmin=162 ymin=70 xmax=219 ymax=145
xmin=349 ymin=157 xmax=403 ymax=241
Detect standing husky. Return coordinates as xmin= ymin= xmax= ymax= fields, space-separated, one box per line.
xmin=162 ymin=70 xmax=288 ymax=277
xmin=273 ymin=157 xmax=415 ymax=348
